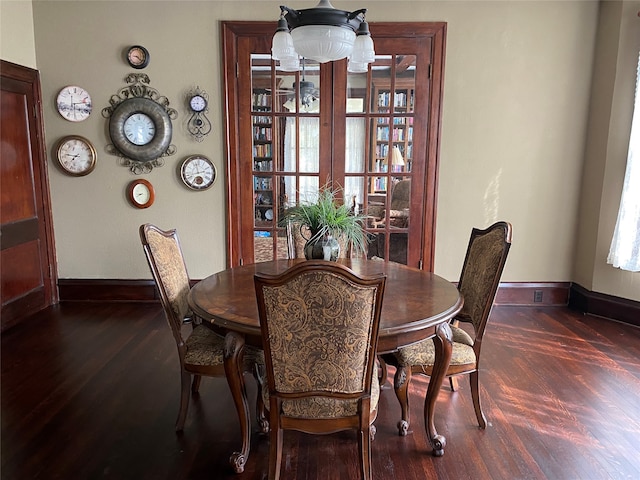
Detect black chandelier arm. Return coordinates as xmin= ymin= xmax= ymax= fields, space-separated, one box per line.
xmin=348 ymin=9 xmax=367 ymax=21
xmin=280 ymin=4 xmax=365 ymax=31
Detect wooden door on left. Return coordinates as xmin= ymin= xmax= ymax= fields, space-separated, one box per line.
xmin=1 ymin=60 xmax=57 ymax=332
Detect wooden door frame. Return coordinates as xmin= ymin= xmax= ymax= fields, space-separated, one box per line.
xmin=1 ymin=60 xmax=58 ymax=330
xmin=221 ymin=22 xmax=446 ymax=270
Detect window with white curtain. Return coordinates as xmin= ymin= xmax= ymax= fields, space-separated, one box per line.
xmin=607 ymin=52 xmax=640 ymax=272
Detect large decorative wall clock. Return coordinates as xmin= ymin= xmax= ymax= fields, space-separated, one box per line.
xmin=102 ymin=73 xmax=177 ymax=174
xmin=186 ymin=86 xmax=212 ymax=142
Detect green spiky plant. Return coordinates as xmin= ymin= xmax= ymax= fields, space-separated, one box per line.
xmin=280 ymin=185 xmax=370 ymax=257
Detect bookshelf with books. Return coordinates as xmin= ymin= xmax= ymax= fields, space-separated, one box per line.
xmin=370 ymin=79 xmax=415 ymax=194
xmin=252 ymin=88 xmax=275 ymax=226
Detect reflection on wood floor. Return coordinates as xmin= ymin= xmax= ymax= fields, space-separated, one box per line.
xmin=2 ymin=303 xmax=639 ymax=480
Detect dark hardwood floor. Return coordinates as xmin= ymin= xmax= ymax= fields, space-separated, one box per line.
xmin=2 ymin=303 xmax=639 ymax=480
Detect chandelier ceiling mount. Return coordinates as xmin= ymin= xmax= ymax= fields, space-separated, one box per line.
xmin=272 ymin=0 xmax=375 ymax=71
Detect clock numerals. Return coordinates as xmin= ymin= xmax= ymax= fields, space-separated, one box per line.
xmin=187 ymin=89 xmax=212 ymax=141
xmin=57 ymin=86 xmax=92 ymax=122
xmin=124 ymin=113 xmax=156 ymax=146
xmin=190 ymin=95 xmax=207 ymax=112
xmin=56 ymin=135 xmax=96 ymax=176
xmin=180 ymin=155 xmax=216 ymax=190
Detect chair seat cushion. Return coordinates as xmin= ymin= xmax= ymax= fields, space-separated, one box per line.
xmin=395 ymin=326 xmax=476 ymax=367
xmin=262 ymin=371 xmax=380 ymax=420
xmin=185 ymin=325 xmax=263 ymax=368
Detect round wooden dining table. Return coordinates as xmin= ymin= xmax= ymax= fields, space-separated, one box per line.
xmin=188 ymin=258 xmax=463 ymax=473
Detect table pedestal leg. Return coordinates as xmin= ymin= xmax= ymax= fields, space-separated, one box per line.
xmin=224 ymin=331 xmax=250 ymax=474
xmin=423 ymin=321 xmax=453 ymax=457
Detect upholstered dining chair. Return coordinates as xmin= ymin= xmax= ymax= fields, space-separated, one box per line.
xmin=139 ymin=223 xmax=264 ymax=432
xmin=254 ymin=261 xmax=386 ymax=480
xmin=385 ymin=221 xmax=512 ymax=434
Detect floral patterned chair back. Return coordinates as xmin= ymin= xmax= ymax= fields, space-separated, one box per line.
xmin=254 ymin=260 xmax=386 ymax=480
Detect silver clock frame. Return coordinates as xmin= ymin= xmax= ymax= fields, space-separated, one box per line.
xmin=109 ymin=97 xmax=172 ymax=163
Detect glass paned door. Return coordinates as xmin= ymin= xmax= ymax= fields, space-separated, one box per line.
xmin=250 ymin=55 xmax=323 ymax=262
xmin=223 ymin=22 xmax=445 ymax=269
xmin=342 ymin=51 xmax=421 ymax=265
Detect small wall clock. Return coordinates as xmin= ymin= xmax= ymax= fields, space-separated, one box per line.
xmin=180 ymin=155 xmax=216 ymax=190
xmin=55 ymin=135 xmax=97 ymax=176
xmin=127 ymin=178 xmax=154 ymax=208
xmin=126 ymin=45 xmax=150 ymax=69
xmin=56 ymin=85 xmax=92 ymax=122
xmin=102 ymin=73 xmax=177 ymax=174
xmin=186 ymin=87 xmax=212 ymax=142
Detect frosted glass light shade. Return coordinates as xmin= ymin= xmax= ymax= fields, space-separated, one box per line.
xmin=347 ymin=59 xmax=368 ymax=73
xmin=291 ymin=25 xmax=356 ymax=63
xmin=279 ymin=56 xmax=300 ymax=71
xmin=350 ymin=33 xmax=375 ymax=64
xmin=272 ymin=30 xmax=297 ymax=61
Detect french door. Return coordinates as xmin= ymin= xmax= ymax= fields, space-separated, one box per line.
xmin=222 ymin=22 xmax=446 ymax=269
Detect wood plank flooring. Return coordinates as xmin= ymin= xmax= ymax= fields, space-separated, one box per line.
xmin=2 ymin=303 xmax=639 ymax=480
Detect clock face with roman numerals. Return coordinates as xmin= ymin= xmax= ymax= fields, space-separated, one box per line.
xmin=180 ymin=155 xmax=216 ymax=190
xmin=108 ymin=97 xmax=172 ymax=164
xmin=124 ymin=113 xmax=156 ymax=146
xmin=56 ymin=135 xmax=97 ymax=176
xmin=56 ymin=85 xmax=92 ymax=122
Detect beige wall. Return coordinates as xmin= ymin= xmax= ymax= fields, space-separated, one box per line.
xmin=574 ymin=0 xmax=640 ymax=302
xmin=0 ymin=0 xmax=36 ymax=68
xmin=3 ymin=1 xmax=635 ymax=299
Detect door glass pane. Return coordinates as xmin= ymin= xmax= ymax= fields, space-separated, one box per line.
xmin=254 ymin=175 xmax=274 ymax=227
xmin=274 ymin=69 xmax=298 ymax=114
xmin=298 ymin=176 xmax=319 ymax=204
xmin=345 ymin=118 xmax=366 ymax=173
xmin=394 ymin=55 xmax=416 ymax=114
xmin=281 ymin=175 xmax=297 ymax=213
xmin=344 ymin=176 xmax=365 ymax=215
xmin=372 ymin=117 xmax=390 ymax=173
xmin=284 ymin=117 xmax=320 ymax=173
xmin=347 ymin=70 xmax=367 ymax=113
xmin=389 ymin=176 xmax=410 ymax=229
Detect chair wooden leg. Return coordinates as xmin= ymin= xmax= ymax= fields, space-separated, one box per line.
xmin=191 ymin=374 xmax=202 ymax=394
xmin=377 ymin=356 xmax=388 ymax=388
xmin=268 ymin=412 xmax=283 ymax=480
xmin=176 ymin=371 xmax=191 ymax=432
xmin=393 ymin=366 xmax=412 ymax=436
xmin=359 ymin=426 xmax=373 ymax=480
xmin=470 ymin=370 xmax=487 ymax=428
xmin=449 ymin=375 xmax=457 ymax=391
xmin=253 ymin=363 xmax=269 ymax=434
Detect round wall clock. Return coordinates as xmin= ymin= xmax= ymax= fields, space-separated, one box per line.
xmin=180 ymin=155 xmax=216 ymax=190
xmin=109 ymin=97 xmax=172 ymax=164
xmin=127 ymin=178 xmax=154 ymax=208
xmin=55 ymin=135 xmax=97 ymax=176
xmin=186 ymin=87 xmax=212 ymax=142
xmin=189 ymin=94 xmax=207 ymax=112
xmin=127 ymin=45 xmax=150 ymax=69
xmin=56 ymin=85 xmax=92 ymax=122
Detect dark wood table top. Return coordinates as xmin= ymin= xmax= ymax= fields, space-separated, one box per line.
xmin=188 ymin=258 xmax=463 ymax=353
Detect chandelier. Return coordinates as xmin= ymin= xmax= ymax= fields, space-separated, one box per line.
xmin=271 ymin=0 xmax=375 ymax=73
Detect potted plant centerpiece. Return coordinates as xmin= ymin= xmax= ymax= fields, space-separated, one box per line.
xmin=280 ymin=185 xmax=369 ymax=261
